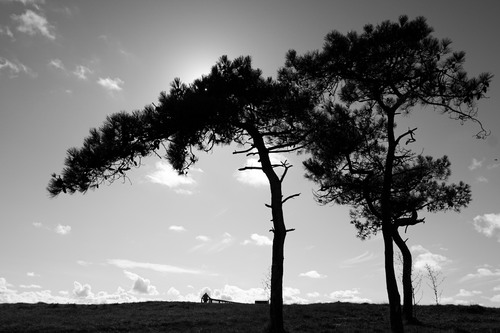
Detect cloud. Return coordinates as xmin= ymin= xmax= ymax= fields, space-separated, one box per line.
xmin=73 ymin=281 xmax=93 ymax=298
xmin=7 ymin=0 xmax=46 ymax=8
xmin=73 ymin=65 xmax=94 ymax=80
xmin=242 ymin=233 xmax=272 ymax=246
xmin=165 ymin=287 xmax=182 ymax=300
xmin=234 ymin=154 xmax=286 ymax=187
xmin=123 ymin=271 xmax=158 ymax=295
xmin=460 ymin=267 xmax=500 ymax=282
xmin=342 ymin=251 xmax=377 ymax=266
xmin=97 ymin=77 xmax=124 ymax=92
xmin=48 ymin=58 xmax=64 ymax=71
xmin=487 ymin=162 xmax=500 ymax=170
xmin=191 ymin=232 xmax=234 ymax=253
xmin=73 ymin=65 xmax=92 ymax=80
xmin=19 ymin=284 xmax=41 ymax=289
xmin=0 ymin=26 xmax=14 ymax=40
xmin=146 ymin=161 xmax=197 ymax=193
xmin=456 ymin=289 xmax=482 ymax=297
xmin=214 ymin=232 xmax=234 ymax=251
xmin=328 ymin=288 xmax=371 ymax=303
xmin=26 ymin=272 xmax=40 ymax=277
xmin=234 ymin=158 xmax=267 ymax=187
xmin=33 ymin=222 xmax=71 ymax=235
xmin=491 ymin=294 xmax=500 ymax=303
xmin=0 ymin=277 xmax=142 ymax=304
xmin=299 ymin=270 xmax=327 ymax=279
xmin=473 ymin=213 xmax=500 ymax=241
xmin=76 ymin=260 xmax=92 ymax=267
xmin=469 ymin=158 xmax=484 ymax=171
xmin=196 ymin=235 xmax=210 ymax=242
xmin=0 ymin=56 xmax=34 ymax=77
xmin=169 ymin=225 xmax=186 ymax=232
xmin=11 ymin=9 xmax=55 ymax=40
xmin=307 ymin=291 xmax=320 ymax=298
xmin=476 ymin=176 xmax=488 ymax=183
xmin=107 ymin=259 xmax=202 ymax=275
xmin=0 ymin=277 xmax=12 ymax=290
xmin=411 ymin=245 xmax=450 ymax=271
xmin=54 ymin=224 xmax=71 ymax=235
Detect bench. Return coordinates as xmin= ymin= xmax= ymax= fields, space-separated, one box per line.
xmin=254 ymin=300 xmax=269 ymax=304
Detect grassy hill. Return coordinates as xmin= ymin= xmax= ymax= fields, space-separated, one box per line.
xmin=1 ymin=301 xmax=499 ymax=332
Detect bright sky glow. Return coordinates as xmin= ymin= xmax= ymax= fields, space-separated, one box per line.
xmin=1 ymin=0 xmax=499 ymax=307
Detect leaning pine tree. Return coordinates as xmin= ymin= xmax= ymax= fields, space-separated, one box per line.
xmin=281 ymin=15 xmax=491 ymax=332
xmin=48 ymin=56 xmax=316 ymax=333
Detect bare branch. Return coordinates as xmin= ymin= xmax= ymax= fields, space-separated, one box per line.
xmin=279 ymin=161 xmax=292 ymax=183
xmin=282 ymin=193 xmax=301 ymax=205
xmin=233 ymin=146 xmax=255 ymax=155
xmin=395 ymin=127 xmax=418 ymax=146
xmin=238 ymin=166 xmax=263 ymax=172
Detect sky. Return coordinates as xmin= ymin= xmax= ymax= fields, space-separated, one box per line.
xmin=1 ymin=0 xmax=499 ymax=307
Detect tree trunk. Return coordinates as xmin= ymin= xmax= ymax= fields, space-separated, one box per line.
xmin=246 ymin=124 xmax=287 ymax=333
xmin=381 ymin=110 xmax=404 ymax=332
xmin=393 ymin=228 xmax=415 ymax=324
xmin=269 ymin=193 xmax=286 ymax=333
xmin=382 ymin=225 xmax=404 ymax=332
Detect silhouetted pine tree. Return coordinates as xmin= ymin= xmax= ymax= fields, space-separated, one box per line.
xmin=281 ymin=15 xmax=491 ymax=332
xmin=48 ymin=56 xmax=316 ymax=333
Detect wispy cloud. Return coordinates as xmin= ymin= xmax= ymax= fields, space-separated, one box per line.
xmin=299 ymin=270 xmax=327 ymax=279
xmin=0 ymin=56 xmax=35 ymax=77
xmin=97 ymin=77 xmax=124 ymax=92
xmin=123 ymin=271 xmax=158 ymax=295
xmin=411 ymin=245 xmax=450 ymax=271
xmin=487 ymin=162 xmax=500 ymax=170
xmin=169 ymin=225 xmax=186 ymax=232
xmin=107 ymin=259 xmax=202 ymax=275
xmin=73 ymin=65 xmax=92 ymax=80
xmin=476 ymin=176 xmax=489 ymax=183
xmin=473 ymin=213 xmax=500 ymax=242
xmin=0 ymin=26 xmax=14 ymax=40
xmin=242 ymin=233 xmax=272 ymax=246
xmin=76 ymin=260 xmax=92 ymax=267
xmin=209 ymin=232 xmax=234 ymax=253
xmin=342 ymin=251 xmax=377 ymax=267
xmin=48 ymin=58 xmax=65 ymax=71
xmin=7 ymin=0 xmax=46 ymax=9
xmin=469 ymin=158 xmax=484 ymax=171
xmin=11 ymin=9 xmax=55 ymax=40
xmin=191 ymin=232 xmax=234 ymax=253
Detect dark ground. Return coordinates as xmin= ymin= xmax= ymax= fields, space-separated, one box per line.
xmin=0 ymin=301 xmax=499 ymax=332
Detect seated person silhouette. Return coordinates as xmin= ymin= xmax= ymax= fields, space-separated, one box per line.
xmin=201 ymin=292 xmax=210 ymax=303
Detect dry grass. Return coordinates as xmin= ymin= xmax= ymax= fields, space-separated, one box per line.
xmin=0 ymin=301 xmax=499 ymax=332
